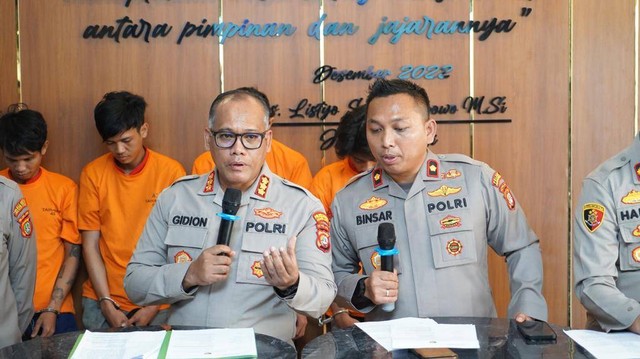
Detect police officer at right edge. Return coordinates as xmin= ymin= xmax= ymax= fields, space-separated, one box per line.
xmin=331 ymin=79 xmax=548 ymax=322
xmin=574 ymin=134 xmax=640 ymax=334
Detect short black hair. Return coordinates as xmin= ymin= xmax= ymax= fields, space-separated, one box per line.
xmin=208 ymin=87 xmax=271 ymax=129
xmin=0 ymin=104 xmax=48 ymax=155
xmin=366 ymin=79 xmax=431 ymax=117
xmin=334 ymin=105 xmax=373 ymax=160
xmin=94 ymin=91 xmax=147 ymax=141
xmin=365 ymin=79 xmax=438 ymax=145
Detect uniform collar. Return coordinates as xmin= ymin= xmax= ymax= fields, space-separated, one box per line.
xmin=199 ymin=164 xmax=275 ymax=204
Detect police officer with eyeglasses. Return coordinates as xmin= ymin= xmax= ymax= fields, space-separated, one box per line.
xmin=124 ymin=87 xmax=336 ymax=346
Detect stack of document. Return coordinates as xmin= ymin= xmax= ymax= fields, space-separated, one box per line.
xmin=355 ymin=317 xmax=480 ymax=351
xmin=564 ymin=330 xmax=640 ymax=359
xmin=69 ymin=328 xmax=257 ymax=359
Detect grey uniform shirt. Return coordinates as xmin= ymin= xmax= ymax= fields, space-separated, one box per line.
xmin=574 ymin=133 xmax=640 ymax=331
xmin=0 ymin=177 xmax=36 ymax=348
xmin=125 ymin=165 xmax=335 ymax=344
xmin=331 ymin=151 xmax=547 ymax=321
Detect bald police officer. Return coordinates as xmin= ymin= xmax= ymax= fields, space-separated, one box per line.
xmin=574 ymin=134 xmax=640 ymax=334
xmin=0 ymin=177 xmax=36 ymax=348
xmin=125 ymin=87 xmax=335 ymax=345
xmin=331 ymin=79 xmax=547 ymax=322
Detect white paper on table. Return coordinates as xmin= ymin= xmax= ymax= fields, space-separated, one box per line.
xmin=165 ymin=328 xmax=257 ymax=359
xmin=564 ymin=329 xmax=640 ymax=359
xmin=356 ymin=317 xmax=479 ymax=351
xmin=70 ymin=330 xmax=167 ymax=359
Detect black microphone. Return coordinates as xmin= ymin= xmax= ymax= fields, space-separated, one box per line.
xmin=377 ymin=222 xmax=396 ymax=312
xmin=216 ymin=188 xmax=242 ymax=247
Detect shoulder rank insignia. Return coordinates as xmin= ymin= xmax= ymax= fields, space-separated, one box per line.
xmin=427 ymin=159 xmax=439 ymax=178
xmin=582 ymin=203 xmax=605 ymax=233
xmin=427 ymin=185 xmax=462 ymax=197
xmin=622 ymin=190 xmax=640 ymax=204
xmin=372 ymin=168 xmax=383 ymax=188
xmin=203 ymin=172 xmax=215 ymax=193
xmin=254 ymin=175 xmax=270 ymax=198
xmin=359 ymin=196 xmax=388 ymax=210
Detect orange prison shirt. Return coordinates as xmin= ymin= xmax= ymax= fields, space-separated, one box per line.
xmin=0 ymin=167 xmax=80 ymax=314
xmin=191 ymin=139 xmax=313 ymax=189
xmin=309 ymin=158 xmax=359 ymax=217
xmin=78 ymin=149 xmax=185 ymax=311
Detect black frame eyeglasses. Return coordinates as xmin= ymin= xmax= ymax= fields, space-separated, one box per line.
xmin=209 ymin=130 xmax=267 ymax=149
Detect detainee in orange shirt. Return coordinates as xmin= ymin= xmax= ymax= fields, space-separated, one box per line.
xmin=78 ymin=92 xmax=186 ymax=329
xmin=309 ymin=105 xmax=376 ymax=329
xmin=0 ymin=105 xmax=81 ymax=338
xmin=191 ymin=106 xmax=313 ymax=189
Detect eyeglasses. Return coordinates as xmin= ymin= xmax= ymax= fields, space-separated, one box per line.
xmin=209 ymin=130 xmax=267 ymax=149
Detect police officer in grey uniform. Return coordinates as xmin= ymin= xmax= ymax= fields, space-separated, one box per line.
xmin=331 ymin=79 xmax=547 ymax=322
xmin=0 ymin=177 xmax=36 ymax=348
xmin=125 ymin=87 xmax=335 ymax=345
xmin=574 ymin=134 xmax=640 ymax=334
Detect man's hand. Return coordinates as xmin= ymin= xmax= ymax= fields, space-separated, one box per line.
xmin=101 ymin=300 xmax=129 ymax=328
xmin=31 ymin=312 xmax=57 ymax=337
xmin=514 ymin=312 xmax=534 ymax=323
xmin=294 ymin=313 xmax=307 ymax=339
xmin=262 ymin=236 xmax=299 ymax=290
xmin=333 ymin=310 xmax=358 ymax=329
xmin=364 ymin=269 xmax=398 ymax=305
xmin=127 ymin=305 xmax=160 ymax=326
xmin=182 ymin=245 xmax=235 ymax=289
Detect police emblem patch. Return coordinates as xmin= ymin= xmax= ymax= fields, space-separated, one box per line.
xmin=442 ymin=169 xmax=461 ymax=179
xmin=633 ymin=226 xmax=640 ymax=237
xmin=17 ymin=210 xmax=32 ymax=238
xmin=251 ymin=260 xmax=264 ymax=278
xmin=316 ymin=232 xmax=331 ymax=253
xmin=359 ymin=196 xmax=388 ymax=210
xmin=370 ymin=251 xmax=381 ymax=269
xmin=427 ymin=185 xmax=462 ymax=197
xmin=582 ymin=203 xmax=605 ymax=233
xmin=174 ymin=250 xmax=192 ymax=263
xmin=446 ymin=239 xmax=463 ymax=256
xmin=621 ymin=190 xmax=640 ymax=205
xmin=427 ymin=159 xmax=439 ymax=178
xmin=254 ymin=207 xmax=282 ymax=219
xmin=372 ymin=168 xmax=383 ymax=188
xmin=632 ymin=247 xmax=640 ymax=263
xmin=440 ymin=215 xmax=462 ymax=229
xmin=491 ymin=172 xmax=516 ymax=211
xmin=255 ymin=175 xmax=270 ymax=198
xmin=203 ymin=172 xmax=215 ymax=193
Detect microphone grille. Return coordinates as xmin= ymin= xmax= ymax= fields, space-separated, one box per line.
xmin=222 ymin=188 xmax=242 ymax=215
xmin=377 ymin=222 xmax=396 ymax=249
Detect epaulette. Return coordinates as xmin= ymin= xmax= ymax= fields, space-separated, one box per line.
xmin=588 ymin=149 xmax=631 ymax=183
xmin=170 ymin=174 xmax=200 ymax=187
xmin=437 ymin=153 xmax=482 ymax=166
xmin=343 ymin=168 xmax=373 ymax=189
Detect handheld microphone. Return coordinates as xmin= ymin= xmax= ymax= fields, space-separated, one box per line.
xmin=377 ymin=222 xmax=397 ymax=312
xmin=216 ymin=188 xmax=242 ymax=247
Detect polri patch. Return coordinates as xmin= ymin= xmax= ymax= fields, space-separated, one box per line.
xmin=174 ymin=250 xmax=192 ymax=263
xmin=582 ymin=203 xmax=605 ymax=233
xmin=17 ymin=210 xmax=32 ymax=238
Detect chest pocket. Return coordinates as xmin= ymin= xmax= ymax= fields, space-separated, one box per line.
xmin=236 ymin=232 xmax=288 ymax=286
xmin=164 ymin=226 xmax=208 ymax=265
xmin=426 ymin=209 xmax=477 ymax=269
xmin=618 ymin=221 xmax=640 ymax=271
xmin=355 ymin=225 xmax=402 ymax=276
